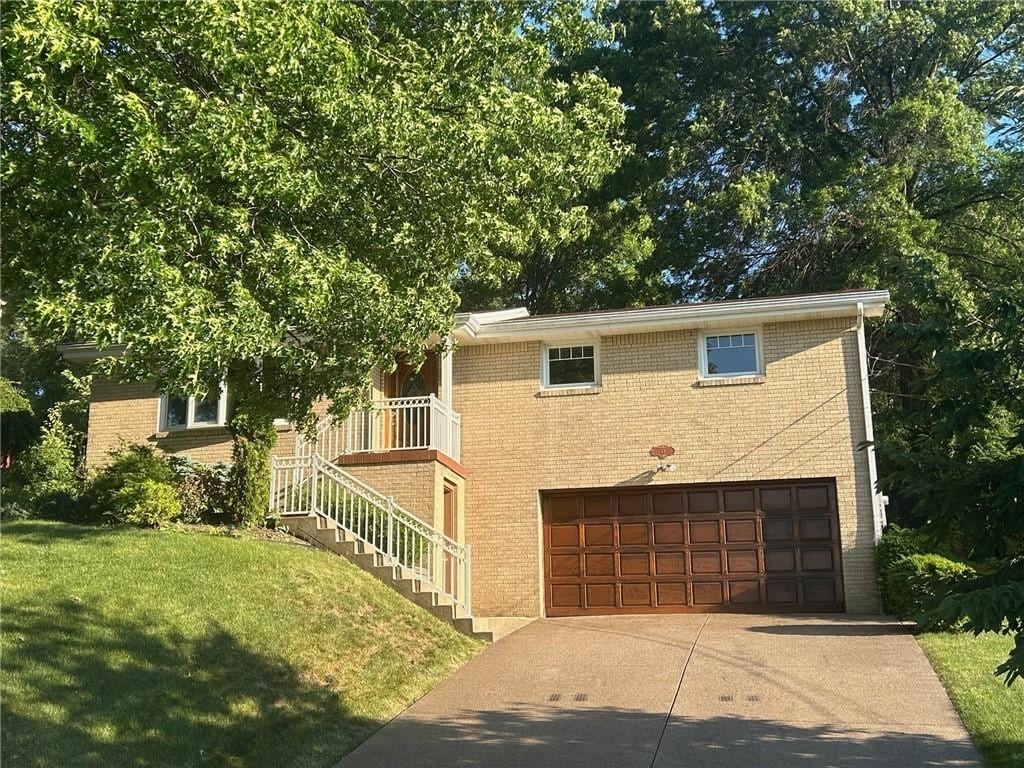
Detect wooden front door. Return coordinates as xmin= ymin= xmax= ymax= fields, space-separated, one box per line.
xmin=383 ymin=353 xmax=438 ymax=449
xmin=543 ymin=479 xmax=844 ymax=616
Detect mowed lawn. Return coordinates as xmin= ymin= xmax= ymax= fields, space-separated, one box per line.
xmin=1 ymin=520 xmax=482 ymax=768
xmin=919 ymin=632 xmax=1024 ymax=768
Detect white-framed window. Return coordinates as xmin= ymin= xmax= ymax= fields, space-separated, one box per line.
xmin=699 ymin=330 xmax=763 ymax=378
xmin=541 ymin=341 xmax=600 ymax=388
xmin=159 ymin=385 xmax=229 ymax=431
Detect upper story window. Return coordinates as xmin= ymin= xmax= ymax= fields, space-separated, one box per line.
xmin=159 ymin=386 xmax=228 ymax=431
xmin=542 ymin=342 xmax=599 ymax=388
xmin=700 ymin=331 xmax=762 ymax=378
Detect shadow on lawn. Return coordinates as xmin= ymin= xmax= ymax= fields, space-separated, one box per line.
xmin=341 ymin=705 xmax=980 ymax=768
xmin=2 ymin=599 xmax=376 ymax=768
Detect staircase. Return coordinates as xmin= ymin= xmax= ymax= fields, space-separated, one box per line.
xmin=269 ymin=453 xmax=497 ymax=641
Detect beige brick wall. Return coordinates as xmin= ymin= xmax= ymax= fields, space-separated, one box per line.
xmin=452 ymin=317 xmax=880 ymax=617
xmin=85 ymin=377 xmax=306 ymax=470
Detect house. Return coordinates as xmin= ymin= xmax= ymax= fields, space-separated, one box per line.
xmin=68 ymin=288 xmax=890 ymax=633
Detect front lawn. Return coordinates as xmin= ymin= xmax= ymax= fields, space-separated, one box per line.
xmin=919 ymin=632 xmax=1024 ymax=768
xmin=1 ymin=520 xmax=482 ymax=768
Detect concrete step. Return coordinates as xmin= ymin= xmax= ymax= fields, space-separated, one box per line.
xmin=281 ymin=513 xmax=492 ymax=642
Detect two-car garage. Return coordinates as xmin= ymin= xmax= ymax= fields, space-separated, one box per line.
xmin=542 ymin=479 xmax=844 ymax=616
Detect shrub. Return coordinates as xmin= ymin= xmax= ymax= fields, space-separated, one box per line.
xmin=3 ymin=411 xmax=80 ymax=519
xmin=168 ymin=456 xmax=230 ymax=523
xmin=876 ymin=524 xmax=935 ymax=613
xmin=84 ymin=444 xmax=181 ymax=526
xmin=883 ymin=553 xmax=975 ymax=621
xmin=111 ymin=478 xmax=183 ymax=527
xmin=227 ymin=413 xmax=277 ymax=527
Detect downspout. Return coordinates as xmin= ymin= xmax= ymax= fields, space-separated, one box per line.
xmin=856 ymin=302 xmax=887 ymax=542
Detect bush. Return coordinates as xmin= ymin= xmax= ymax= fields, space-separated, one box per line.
xmin=84 ymin=444 xmax=181 ymax=526
xmin=876 ymin=524 xmax=935 ymax=613
xmin=111 ymin=478 xmax=183 ymax=527
xmin=883 ymin=553 xmax=975 ymax=621
xmin=3 ymin=411 xmax=80 ymax=519
xmin=168 ymin=456 xmax=230 ymax=523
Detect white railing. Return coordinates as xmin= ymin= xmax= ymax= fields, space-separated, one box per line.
xmin=297 ymin=395 xmax=461 ymax=462
xmin=269 ymin=453 xmax=471 ymax=615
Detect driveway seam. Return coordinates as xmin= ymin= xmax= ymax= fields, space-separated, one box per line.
xmin=649 ymin=614 xmax=711 ymax=768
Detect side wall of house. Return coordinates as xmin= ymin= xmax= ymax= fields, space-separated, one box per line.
xmin=452 ymin=316 xmax=879 ymax=618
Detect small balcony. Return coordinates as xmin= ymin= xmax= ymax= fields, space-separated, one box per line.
xmin=297 ymin=395 xmax=461 ymax=463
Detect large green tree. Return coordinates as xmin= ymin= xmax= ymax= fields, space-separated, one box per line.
xmin=583 ymin=0 xmax=1023 ymax=679
xmin=3 ymin=0 xmax=624 ymax=520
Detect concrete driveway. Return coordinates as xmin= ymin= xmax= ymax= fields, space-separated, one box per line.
xmin=340 ymin=614 xmax=979 ymax=768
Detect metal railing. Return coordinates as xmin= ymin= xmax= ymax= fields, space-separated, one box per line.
xmin=269 ymin=453 xmax=471 ymax=615
xmin=296 ymin=395 xmax=461 ymax=462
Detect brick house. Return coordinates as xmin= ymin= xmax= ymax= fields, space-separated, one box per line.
xmin=67 ymin=289 xmax=890 ymax=632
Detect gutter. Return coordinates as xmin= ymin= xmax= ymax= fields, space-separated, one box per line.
xmin=856 ymin=302 xmax=886 ymax=542
xmin=455 ymin=290 xmax=890 ymax=344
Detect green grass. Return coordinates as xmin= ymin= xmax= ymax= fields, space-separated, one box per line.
xmin=919 ymin=631 xmax=1024 ymax=768
xmin=1 ymin=520 xmax=482 ymax=768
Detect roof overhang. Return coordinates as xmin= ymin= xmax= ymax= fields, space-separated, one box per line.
xmin=56 ymin=342 xmax=126 ymax=363
xmin=452 ymin=290 xmax=889 ymax=345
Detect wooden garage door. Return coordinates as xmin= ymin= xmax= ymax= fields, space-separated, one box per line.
xmin=543 ymin=479 xmax=844 ymax=616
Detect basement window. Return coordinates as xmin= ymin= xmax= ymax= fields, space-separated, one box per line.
xmin=542 ymin=343 xmax=599 ymax=388
xmin=159 ymin=386 xmax=228 ymax=430
xmin=699 ymin=331 xmax=762 ymax=378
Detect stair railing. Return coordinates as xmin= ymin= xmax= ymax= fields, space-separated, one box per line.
xmin=269 ymin=453 xmax=471 ymax=615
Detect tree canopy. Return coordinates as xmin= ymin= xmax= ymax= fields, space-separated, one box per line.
xmin=3 ymin=0 xmax=625 ymax=427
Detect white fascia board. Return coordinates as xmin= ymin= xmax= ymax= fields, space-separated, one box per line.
xmin=56 ymin=342 xmax=127 ymax=362
xmin=457 ymin=290 xmax=889 ymax=345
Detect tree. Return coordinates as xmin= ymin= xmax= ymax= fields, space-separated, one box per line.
xmin=2 ymin=1 xmax=625 ymax=521
xmin=584 ymin=1 xmax=1023 ymax=679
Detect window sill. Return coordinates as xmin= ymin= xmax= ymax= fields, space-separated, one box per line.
xmin=153 ymin=424 xmax=230 ymax=438
xmin=537 ymin=385 xmax=603 ymax=398
xmin=696 ymin=375 xmax=765 ymax=387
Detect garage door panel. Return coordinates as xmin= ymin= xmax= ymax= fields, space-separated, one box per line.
xmin=549 ymin=554 xmax=580 ymax=577
xmin=763 ymin=518 xmax=794 ymax=541
xmin=619 ymin=522 xmax=649 ymax=545
xmin=584 ymin=494 xmax=612 ymax=518
xmin=620 ymin=553 xmax=651 ymax=576
xmin=797 ymin=485 xmax=830 ymax=510
xmin=726 ymin=550 xmax=758 ymax=574
xmin=584 ymin=523 xmax=613 ymax=546
xmin=687 ymin=490 xmax=719 ymax=513
xmin=655 ymin=552 xmax=686 ymax=575
xmin=621 ymin=583 xmax=653 ymax=606
xmin=656 ymin=582 xmax=688 ymax=606
xmin=691 ymin=551 xmax=722 ymax=574
xmin=585 ymin=583 xmax=616 ymax=608
xmin=584 ymin=553 xmax=615 ymax=576
xmin=800 ymin=516 xmax=832 ymax=540
xmin=689 ymin=520 xmax=720 ymax=544
xmin=549 ymin=524 xmax=580 ymax=548
xmin=543 ymin=479 xmax=843 ymax=616
xmin=693 ymin=581 xmax=725 ymax=605
xmin=653 ymin=521 xmax=684 ymax=545
xmin=725 ymin=519 xmax=757 ymax=542
xmin=729 ymin=581 xmax=761 ymax=604
xmin=652 ymin=493 xmax=683 ymax=515
xmin=724 ymin=489 xmax=755 ymax=512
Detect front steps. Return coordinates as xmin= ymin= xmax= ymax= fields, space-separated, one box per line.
xmin=282 ymin=514 xmax=531 ymax=642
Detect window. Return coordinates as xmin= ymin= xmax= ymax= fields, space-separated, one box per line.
xmin=543 ymin=343 xmax=598 ymax=388
xmin=159 ymin=386 xmax=228 ymax=430
xmin=700 ymin=332 xmax=761 ymax=378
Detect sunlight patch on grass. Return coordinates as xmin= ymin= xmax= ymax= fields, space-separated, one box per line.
xmin=1 ymin=520 xmax=482 ymax=768
xmin=919 ymin=631 xmax=1024 ymax=768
